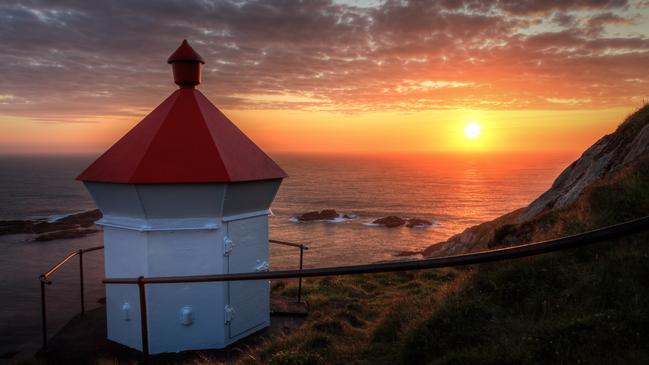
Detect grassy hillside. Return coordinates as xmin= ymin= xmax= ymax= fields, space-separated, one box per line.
xmin=394 ymin=156 xmax=649 ymax=365
xmin=226 ymin=150 xmax=649 ymax=364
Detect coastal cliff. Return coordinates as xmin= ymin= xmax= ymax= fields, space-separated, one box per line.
xmin=425 ymin=104 xmax=649 ymax=257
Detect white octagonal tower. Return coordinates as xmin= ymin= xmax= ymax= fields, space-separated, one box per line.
xmin=77 ymin=40 xmax=287 ymax=354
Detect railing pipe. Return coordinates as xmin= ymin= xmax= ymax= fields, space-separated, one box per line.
xmin=104 ymin=215 xmax=649 ymax=285
xmin=137 ymin=276 xmax=149 ymax=364
xmin=39 ymin=275 xmax=48 ymax=352
xmin=78 ymin=249 xmax=85 ymax=315
xmin=269 ymin=239 xmax=309 ymax=302
xmin=38 ymin=245 xmax=103 ymax=352
xmin=81 ymin=245 xmax=104 ymax=254
xmin=41 ymin=245 xmax=104 ymax=281
xmin=42 ymin=252 xmax=78 ymax=279
xmin=37 ymin=215 xmax=649 ymax=361
xmin=269 ymin=239 xmax=305 ymax=248
xmin=297 ymin=244 xmax=304 ymax=302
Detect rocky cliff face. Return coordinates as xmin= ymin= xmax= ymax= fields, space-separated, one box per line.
xmin=520 ymin=105 xmax=649 ymax=222
xmin=424 ymin=104 xmax=649 ymax=257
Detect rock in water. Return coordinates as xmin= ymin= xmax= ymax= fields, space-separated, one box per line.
xmin=0 ymin=209 xmax=102 ymax=236
xmin=373 ymin=216 xmax=406 ymax=228
xmin=406 ymin=218 xmax=433 ymax=228
xmin=297 ymin=209 xmax=339 ymax=221
xmin=297 ymin=211 xmax=322 ymax=221
xmin=57 ymin=210 xmax=103 ymax=227
xmin=319 ymin=209 xmax=339 ymax=220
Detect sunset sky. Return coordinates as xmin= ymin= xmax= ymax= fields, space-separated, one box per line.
xmin=1 ymin=0 xmax=648 ymax=155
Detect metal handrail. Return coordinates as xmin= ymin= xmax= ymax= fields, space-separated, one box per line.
xmin=39 ymin=245 xmax=104 ymax=352
xmin=269 ymin=239 xmax=310 ymax=249
xmin=105 ymin=215 xmax=649 ymax=285
xmin=101 ymin=215 xmax=649 ymax=364
xmin=41 ymin=245 xmax=104 ymax=280
xmin=37 ymin=215 xmax=649 ymax=364
xmin=37 ymin=240 xmax=307 ymax=355
xmin=270 ymin=239 xmax=309 ymax=301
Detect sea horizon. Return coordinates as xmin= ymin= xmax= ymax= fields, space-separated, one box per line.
xmin=0 ymin=151 xmax=577 ymax=260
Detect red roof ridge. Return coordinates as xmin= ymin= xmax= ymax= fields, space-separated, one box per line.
xmin=128 ymin=89 xmax=185 ymax=180
xmin=77 ymin=88 xmax=286 ymax=183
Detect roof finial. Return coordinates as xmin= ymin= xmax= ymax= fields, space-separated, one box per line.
xmin=168 ymin=40 xmax=205 ymax=88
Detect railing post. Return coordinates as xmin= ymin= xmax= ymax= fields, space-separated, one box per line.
xmin=137 ymin=276 xmax=149 ymax=364
xmin=78 ymin=249 xmax=85 ymax=315
xmin=39 ymin=275 xmax=48 ymax=352
xmin=297 ymin=245 xmax=304 ymax=303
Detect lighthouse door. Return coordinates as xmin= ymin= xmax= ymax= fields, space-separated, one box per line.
xmin=226 ymin=216 xmax=270 ymax=338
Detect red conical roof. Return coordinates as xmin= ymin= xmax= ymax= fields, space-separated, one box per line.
xmin=167 ymin=39 xmax=205 ymax=64
xmin=77 ymin=49 xmax=287 ymax=183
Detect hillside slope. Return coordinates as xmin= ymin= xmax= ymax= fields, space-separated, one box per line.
xmin=397 ymin=151 xmax=649 ymax=364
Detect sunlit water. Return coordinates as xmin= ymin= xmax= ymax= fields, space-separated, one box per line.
xmin=0 ymin=153 xmax=575 ymax=354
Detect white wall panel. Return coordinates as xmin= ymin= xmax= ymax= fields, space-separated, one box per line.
xmin=106 ymin=284 xmax=143 ymax=351
xmin=226 ymin=216 xmax=270 ymax=338
xmin=147 ymin=230 xmax=225 ymax=277
xmin=222 ymin=179 xmax=281 ymax=218
xmin=103 ymin=226 xmax=147 ymax=278
xmin=146 ymin=283 xmax=227 ymax=353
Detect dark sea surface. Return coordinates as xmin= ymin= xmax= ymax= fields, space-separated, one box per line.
xmin=0 ymin=153 xmax=575 ymax=355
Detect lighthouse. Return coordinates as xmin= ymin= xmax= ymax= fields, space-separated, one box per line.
xmin=77 ymin=40 xmax=287 ymax=354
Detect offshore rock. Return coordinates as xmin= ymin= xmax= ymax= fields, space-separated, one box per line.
xmin=373 ymin=216 xmax=406 ymax=228
xmin=406 ymin=218 xmax=433 ymax=228
xmin=0 ymin=209 xmax=102 ymax=236
xmin=297 ymin=209 xmax=339 ymax=221
xmin=372 ymin=216 xmax=433 ymax=228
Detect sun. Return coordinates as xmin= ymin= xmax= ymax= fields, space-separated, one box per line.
xmin=464 ymin=121 xmax=481 ymax=139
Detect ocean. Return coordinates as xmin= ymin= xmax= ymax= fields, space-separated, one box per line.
xmin=0 ymin=152 xmax=575 ymax=354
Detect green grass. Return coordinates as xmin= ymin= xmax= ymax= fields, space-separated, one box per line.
xmin=247 ymin=230 xmax=649 ymax=365
xmin=389 ymin=156 xmax=649 ymax=365
xmin=398 ymin=234 xmax=649 ymax=365
xmin=238 ymin=269 xmax=462 ymax=365
xmin=589 ymin=158 xmax=649 ymax=227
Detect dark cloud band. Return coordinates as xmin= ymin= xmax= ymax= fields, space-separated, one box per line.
xmin=0 ymin=0 xmax=647 ymax=121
